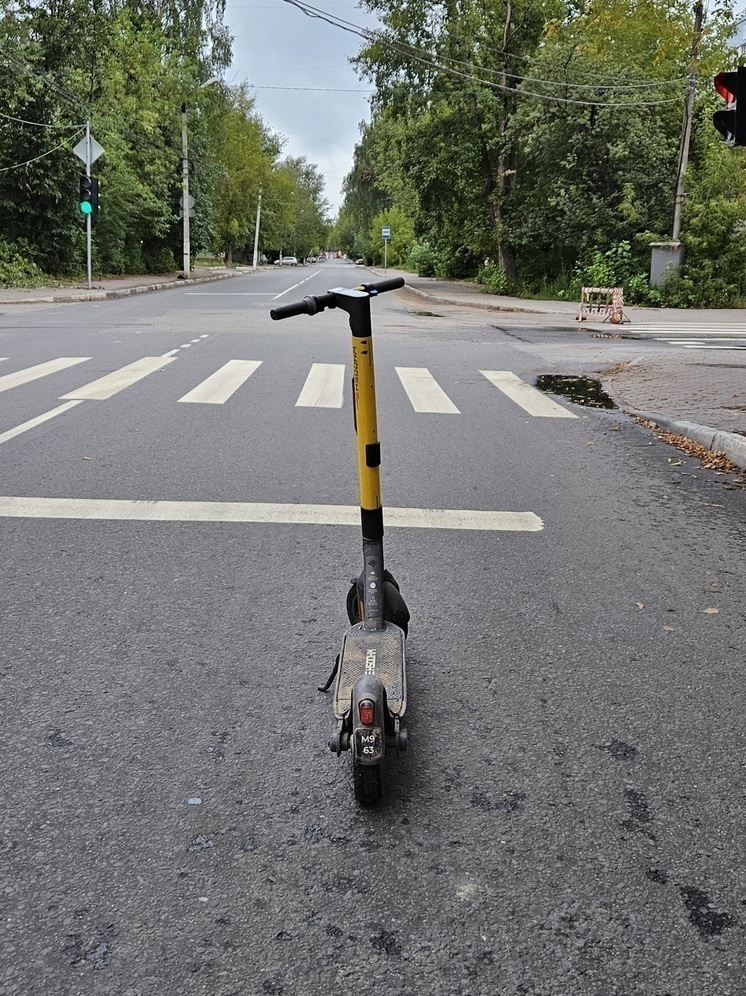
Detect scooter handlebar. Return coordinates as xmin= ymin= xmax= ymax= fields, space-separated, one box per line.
xmin=269 ymin=277 xmax=405 ymax=321
xmin=360 ymin=276 xmax=406 ymax=294
xmin=270 ymin=292 xmax=337 ymax=321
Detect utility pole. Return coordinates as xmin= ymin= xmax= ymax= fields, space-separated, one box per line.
xmin=672 ymin=0 xmax=704 ymax=240
xmin=252 ymin=186 xmax=262 ymax=270
xmin=180 ymin=79 xmax=219 ymax=277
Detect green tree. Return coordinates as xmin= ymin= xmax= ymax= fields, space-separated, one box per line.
xmin=369 ymin=205 xmax=414 ymax=265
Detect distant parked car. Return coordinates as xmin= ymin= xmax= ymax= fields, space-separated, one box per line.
xmin=280 ymin=256 xmax=298 ymax=266
xmin=307 ymin=256 xmax=316 ymax=263
xmin=355 ymin=258 xmax=364 ymax=265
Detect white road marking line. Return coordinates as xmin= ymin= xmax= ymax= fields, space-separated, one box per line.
xmin=60 ymin=356 xmax=177 ymax=400
xmin=679 ymin=344 xmax=746 ymax=350
xmin=271 ymin=269 xmax=323 ymax=300
xmin=179 ymin=343 xmax=191 ymax=348
xmin=395 ymin=367 xmax=460 ymax=414
xmin=481 ymin=370 xmax=578 ymax=419
xmin=624 ymin=322 xmax=746 ymax=332
xmin=184 ymin=292 xmax=276 ymax=296
xmin=178 ymin=360 xmax=262 ymax=404
xmin=0 ymin=357 xmax=90 ymax=395
xmin=295 ymin=363 xmax=345 ymax=408
xmin=629 ymin=328 xmax=746 ymax=335
xmin=0 ymin=496 xmax=544 ymax=531
xmin=162 ymin=349 xmax=180 ymax=357
xmin=0 ymin=401 xmax=83 ymax=446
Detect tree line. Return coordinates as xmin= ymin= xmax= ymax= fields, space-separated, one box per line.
xmin=0 ymin=0 xmax=330 ymax=284
xmin=332 ymin=0 xmax=746 ymax=307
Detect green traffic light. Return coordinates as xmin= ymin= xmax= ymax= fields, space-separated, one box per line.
xmin=79 ymin=201 xmax=93 ymax=215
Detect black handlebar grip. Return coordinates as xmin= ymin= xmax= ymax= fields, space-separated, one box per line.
xmin=270 ymin=292 xmax=338 ymax=321
xmin=270 ymin=299 xmax=311 ymax=321
xmin=366 ymin=276 xmax=405 ymax=294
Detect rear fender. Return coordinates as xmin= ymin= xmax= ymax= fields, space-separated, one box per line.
xmin=351 ymin=674 xmax=386 ymax=764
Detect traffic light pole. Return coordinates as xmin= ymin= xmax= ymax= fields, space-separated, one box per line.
xmin=85 ymin=120 xmax=92 ymax=290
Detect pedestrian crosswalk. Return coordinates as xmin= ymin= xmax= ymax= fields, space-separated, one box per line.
xmin=623 ymin=325 xmax=746 ymax=350
xmin=178 ymin=360 xmax=263 ymax=405
xmin=0 ymin=353 xmax=580 ymax=445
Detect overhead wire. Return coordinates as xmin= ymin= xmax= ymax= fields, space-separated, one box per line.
xmin=281 ymin=0 xmax=689 ymax=106
xmin=0 ymin=109 xmax=86 ymax=128
xmin=0 ymin=128 xmax=85 ymax=172
xmin=0 ymin=45 xmax=87 ymax=109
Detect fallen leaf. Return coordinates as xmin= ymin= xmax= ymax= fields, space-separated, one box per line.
xmin=703 ymin=607 xmax=720 ymax=615
xmin=82 ymin=456 xmax=93 ymax=461
xmin=636 ymin=602 xmax=645 ymax=610
xmin=668 ymin=458 xmax=684 ymax=466
xmin=663 ymin=626 xmax=675 ymax=632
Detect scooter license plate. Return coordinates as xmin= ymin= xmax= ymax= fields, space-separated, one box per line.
xmin=354 ymin=727 xmax=383 ymax=761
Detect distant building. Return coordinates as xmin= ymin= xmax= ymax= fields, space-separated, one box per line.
xmin=730 ymin=16 xmax=746 ymax=56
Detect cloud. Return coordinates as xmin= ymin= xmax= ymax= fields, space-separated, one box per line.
xmin=225 ymin=0 xmax=380 ymax=215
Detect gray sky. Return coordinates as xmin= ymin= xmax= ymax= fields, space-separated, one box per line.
xmin=224 ymin=0 xmax=381 ymax=216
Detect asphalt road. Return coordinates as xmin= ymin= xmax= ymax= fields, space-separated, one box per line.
xmin=2 ymin=262 xmax=745 ymax=995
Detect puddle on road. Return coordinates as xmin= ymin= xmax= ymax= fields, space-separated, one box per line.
xmin=536 ymin=374 xmax=617 ymax=409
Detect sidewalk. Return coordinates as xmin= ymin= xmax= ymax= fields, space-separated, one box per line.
xmin=392 ymin=270 xmax=746 ymax=472
xmin=1 ymin=265 xmax=744 ymax=470
xmin=0 ymin=266 xmax=235 ymax=304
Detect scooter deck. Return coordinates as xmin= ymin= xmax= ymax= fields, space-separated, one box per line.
xmin=333 ymin=622 xmax=406 ymax=720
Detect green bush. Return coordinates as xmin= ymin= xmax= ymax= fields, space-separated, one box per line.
xmin=476 ymin=261 xmax=512 ymax=295
xmin=407 ymin=240 xmax=439 ymax=276
xmin=0 ymin=241 xmax=49 ymax=288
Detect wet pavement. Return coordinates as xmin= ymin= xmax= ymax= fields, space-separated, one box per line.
xmin=0 ymin=264 xmax=744 ymax=468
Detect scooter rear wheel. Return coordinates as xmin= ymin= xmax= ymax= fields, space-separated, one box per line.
xmin=353 ymin=759 xmax=383 ymax=805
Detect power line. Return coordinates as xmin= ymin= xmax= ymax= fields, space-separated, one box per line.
xmin=0 ymin=46 xmax=87 ymax=108
xmin=0 ymin=131 xmax=85 ymax=172
xmin=0 ymin=110 xmax=85 ymax=128
xmin=251 ymin=84 xmax=372 ymax=91
xmin=282 ymin=0 xmax=688 ymax=107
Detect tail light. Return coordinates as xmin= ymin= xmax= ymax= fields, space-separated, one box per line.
xmin=358 ymin=700 xmax=375 ymax=726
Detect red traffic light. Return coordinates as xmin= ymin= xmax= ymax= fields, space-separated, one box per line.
xmin=713 ymin=67 xmax=746 ymax=146
xmin=714 ymin=71 xmax=737 ymax=104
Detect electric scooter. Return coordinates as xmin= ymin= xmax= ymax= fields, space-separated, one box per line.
xmin=270 ymin=276 xmax=410 ymax=804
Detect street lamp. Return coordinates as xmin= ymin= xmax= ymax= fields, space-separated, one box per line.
xmin=181 ymin=77 xmax=219 ymax=278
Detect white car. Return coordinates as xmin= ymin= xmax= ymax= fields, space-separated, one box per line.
xmin=280 ymin=256 xmax=298 ymax=266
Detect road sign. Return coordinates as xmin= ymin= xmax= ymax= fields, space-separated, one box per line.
xmin=73 ymin=135 xmax=104 ymax=165
xmin=382 ymin=226 xmax=391 ymax=240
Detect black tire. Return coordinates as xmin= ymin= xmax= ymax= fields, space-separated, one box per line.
xmin=346 ymin=581 xmax=361 ymax=625
xmin=353 ymin=759 xmax=383 ymax=805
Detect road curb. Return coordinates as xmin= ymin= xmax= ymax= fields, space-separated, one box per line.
xmin=401 ymin=281 xmax=549 ymax=315
xmin=0 ymin=271 xmax=234 ymax=305
xmin=623 ymin=409 xmax=746 ymax=470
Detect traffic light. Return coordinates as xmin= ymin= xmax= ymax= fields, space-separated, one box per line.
xmin=92 ymin=177 xmax=101 ymax=216
xmin=713 ymin=67 xmax=746 ymax=146
xmin=79 ymin=173 xmax=93 ymax=215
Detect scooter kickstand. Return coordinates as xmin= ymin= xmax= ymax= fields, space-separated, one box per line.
xmin=318 ymin=654 xmax=340 ymax=693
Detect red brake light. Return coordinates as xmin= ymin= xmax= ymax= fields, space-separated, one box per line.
xmin=359 ymin=700 xmax=375 ymax=726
